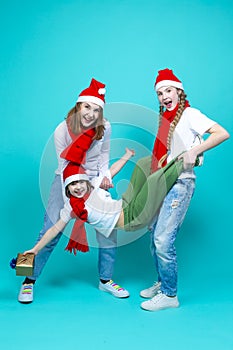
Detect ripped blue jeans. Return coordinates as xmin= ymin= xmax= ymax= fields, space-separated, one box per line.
xmin=150 ymin=178 xmax=195 ymax=296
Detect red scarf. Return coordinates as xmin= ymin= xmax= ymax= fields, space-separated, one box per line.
xmin=65 ymin=194 xmax=90 ymax=255
xmin=60 ymin=127 xmax=96 ymax=164
xmin=61 ymin=127 xmax=96 ymax=254
xmin=151 ymin=101 xmax=190 ymax=173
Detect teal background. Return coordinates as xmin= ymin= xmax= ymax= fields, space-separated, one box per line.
xmin=1 ymin=1 xmax=233 ymax=349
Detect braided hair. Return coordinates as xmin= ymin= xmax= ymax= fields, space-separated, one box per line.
xmin=158 ymin=90 xmax=187 ymax=151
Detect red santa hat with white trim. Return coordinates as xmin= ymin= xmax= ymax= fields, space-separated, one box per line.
xmin=63 ymin=162 xmax=89 ymax=190
xmin=77 ymin=78 xmax=106 ymax=108
xmin=154 ymin=68 xmax=184 ymax=91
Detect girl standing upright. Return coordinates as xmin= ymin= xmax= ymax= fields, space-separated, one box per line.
xmin=140 ymin=68 xmax=229 ymax=311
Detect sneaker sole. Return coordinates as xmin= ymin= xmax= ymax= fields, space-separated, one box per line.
xmin=99 ymin=285 xmax=130 ymax=298
xmin=141 ymin=302 xmax=179 ymax=311
xmin=18 ymin=299 xmax=33 ymax=304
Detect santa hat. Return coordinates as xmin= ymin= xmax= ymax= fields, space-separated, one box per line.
xmin=154 ymin=68 xmax=184 ymax=91
xmin=63 ymin=162 xmax=89 ymax=190
xmin=77 ymin=78 xmax=106 ymax=108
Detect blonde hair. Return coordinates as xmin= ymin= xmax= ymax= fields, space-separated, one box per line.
xmin=66 ymin=102 xmax=105 ymax=140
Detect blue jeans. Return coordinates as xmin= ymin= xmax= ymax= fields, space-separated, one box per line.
xmin=150 ymin=178 xmax=195 ymax=296
xmin=29 ymin=175 xmax=117 ymax=281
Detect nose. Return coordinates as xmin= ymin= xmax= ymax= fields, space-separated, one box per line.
xmin=88 ymin=109 xmax=94 ymax=117
xmin=162 ymin=92 xmax=168 ymax=99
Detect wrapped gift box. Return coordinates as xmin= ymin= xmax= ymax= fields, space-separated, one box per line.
xmin=16 ymin=253 xmax=35 ymax=276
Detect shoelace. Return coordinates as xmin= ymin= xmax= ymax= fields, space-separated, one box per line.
xmin=108 ymin=280 xmax=124 ymax=291
xmin=150 ymin=291 xmax=164 ymax=304
xmin=151 ymin=281 xmax=161 ymax=289
xmin=22 ymin=284 xmax=33 ymax=295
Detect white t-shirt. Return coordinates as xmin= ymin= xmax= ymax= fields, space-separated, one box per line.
xmin=60 ymin=188 xmax=122 ymax=238
xmin=167 ymin=107 xmax=216 ymax=178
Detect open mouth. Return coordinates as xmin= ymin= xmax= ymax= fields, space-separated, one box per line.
xmin=74 ymin=190 xmax=84 ymax=197
xmin=164 ymin=100 xmax=173 ymax=109
xmin=83 ymin=116 xmax=93 ymax=123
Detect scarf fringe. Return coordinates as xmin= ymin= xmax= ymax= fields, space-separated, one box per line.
xmin=65 ymin=239 xmax=89 ymax=255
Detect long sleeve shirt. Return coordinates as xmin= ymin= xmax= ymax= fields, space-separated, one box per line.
xmin=54 ymin=118 xmax=112 ymax=188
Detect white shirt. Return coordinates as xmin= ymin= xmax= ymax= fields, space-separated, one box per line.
xmin=54 ymin=119 xmax=112 ymax=198
xmin=60 ymin=188 xmax=122 ymax=238
xmin=168 ymin=107 xmax=216 ymax=178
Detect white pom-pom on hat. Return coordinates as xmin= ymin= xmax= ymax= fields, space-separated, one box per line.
xmin=98 ymin=88 xmax=106 ymax=95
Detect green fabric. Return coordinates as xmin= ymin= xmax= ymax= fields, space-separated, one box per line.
xmin=122 ymin=156 xmax=183 ymax=231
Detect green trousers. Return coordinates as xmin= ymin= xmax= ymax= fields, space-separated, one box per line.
xmin=122 ymin=156 xmax=183 ymax=231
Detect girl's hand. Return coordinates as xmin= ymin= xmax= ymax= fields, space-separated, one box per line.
xmin=23 ymin=248 xmax=38 ymax=256
xmin=178 ymin=149 xmax=198 ymax=170
xmin=100 ymin=176 xmax=114 ymax=190
xmin=125 ymin=148 xmax=135 ymax=158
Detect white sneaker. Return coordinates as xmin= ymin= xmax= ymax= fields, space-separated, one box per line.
xmin=99 ymin=280 xmax=130 ymax=298
xmin=18 ymin=283 xmax=34 ymax=304
xmin=140 ymin=281 xmax=161 ymax=298
xmin=141 ymin=291 xmax=179 ymax=311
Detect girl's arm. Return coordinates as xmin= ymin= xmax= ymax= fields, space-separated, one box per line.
xmin=23 ymin=219 xmax=67 ymax=256
xmin=99 ymin=120 xmax=111 ymax=176
xmin=95 ymin=120 xmax=113 ymax=190
xmin=110 ymin=148 xmax=135 ymax=178
xmin=179 ymin=123 xmax=230 ymax=169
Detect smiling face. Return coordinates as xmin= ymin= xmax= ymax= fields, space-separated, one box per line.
xmin=68 ymin=180 xmax=88 ymax=198
xmin=80 ymin=102 xmax=102 ymax=129
xmin=157 ymin=86 xmax=181 ymax=111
